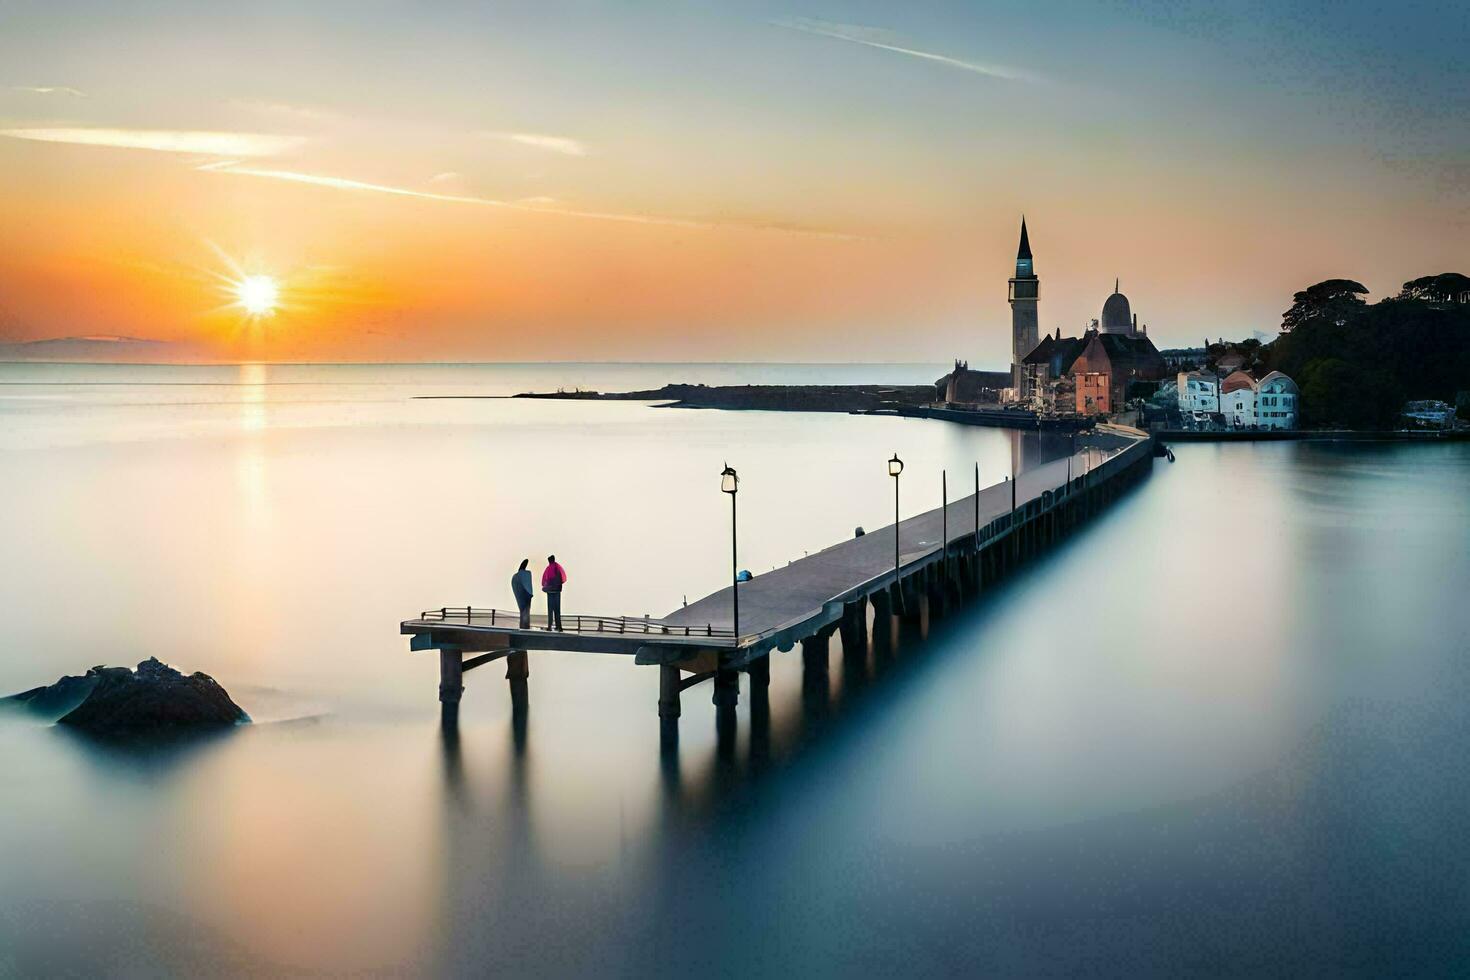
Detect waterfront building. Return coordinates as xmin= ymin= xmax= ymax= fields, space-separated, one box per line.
xmin=989 ymin=221 xmax=1170 ymax=414
xmin=1008 ymin=218 xmax=1040 ymax=399
xmin=1068 ymin=323 xmax=1169 ymax=415
xmin=934 ymin=359 xmax=1008 ymax=404
xmin=1017 ymin=276 xmax=1169 ymax=415
xmin=1255 ymin=371 xmax=1299 ymax=429
xmin=1076 ymin=371 xmax=1111 ymax=415
xmin=1221 ymin=371 xmax=1258 ymax=427
xmin=1020 ymin=328 xmax=1088 ymax=412
xmin=1177 ymin=371 xmax=1219 ymax=415
xmin=1218 ymin=370 xmax=1300 ymax=429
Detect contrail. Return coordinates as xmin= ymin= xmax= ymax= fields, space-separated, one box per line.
xmin=776 ymin=18 xmax=1033 ymax=82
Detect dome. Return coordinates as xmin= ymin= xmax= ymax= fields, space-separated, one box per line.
xmin=1101 ymin=282 xmax=1132 ymax=334
xmin=1257 ymin=371 xmax=1298 ymax=393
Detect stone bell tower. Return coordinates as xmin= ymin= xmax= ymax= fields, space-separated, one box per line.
xmin=1008 ymin=217 xmax=1039 ymax=397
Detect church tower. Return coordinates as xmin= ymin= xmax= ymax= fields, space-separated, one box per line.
xmin=1007 ymin=217 xmax=1040 ymax=395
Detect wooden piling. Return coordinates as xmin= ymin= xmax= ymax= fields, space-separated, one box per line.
xmin=713 ymin=664 xmax=739 ymax=708
xmin=870 ymin=587 xmax=895 ymax=650
xmin=747 ymin=653 xmax=770 ymax=689
xmin=802 ymin=627 xmax=832 ymax=670
xmin=438 ymin=648 xmax=463 ymax=705
xmin=839 ymin=598 xmax=869 ymax=652
xmin=658 ymin=663 xmax=681 ymax=719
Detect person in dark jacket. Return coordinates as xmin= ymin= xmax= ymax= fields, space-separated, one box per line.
xmin=511 ymin=558 xmax=534 ymax=628
xmin=541 ymin=554 xmax=568 ymax=630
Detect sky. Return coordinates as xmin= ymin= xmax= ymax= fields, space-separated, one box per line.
xmin=0 ymin=0 xmax=1466 ymax=363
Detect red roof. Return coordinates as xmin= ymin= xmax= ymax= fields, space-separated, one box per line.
xmin=1221 ymin=370 xmax=1256 ymax=394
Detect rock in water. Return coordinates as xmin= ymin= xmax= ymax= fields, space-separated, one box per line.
xmin=53 ymin=657 xmax=249 ymax=734
xmin=2 ymin=668 xmax=103 ymax=718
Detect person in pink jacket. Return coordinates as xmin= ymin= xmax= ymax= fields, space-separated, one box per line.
xmin=541 ymin=555 xmax=568 ymax=630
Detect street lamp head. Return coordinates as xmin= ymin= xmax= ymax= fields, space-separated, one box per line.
xmin=720 ymin=463 xmax=738 ymax=494
xmin=888 ymin=453 xmax=903 ymax=478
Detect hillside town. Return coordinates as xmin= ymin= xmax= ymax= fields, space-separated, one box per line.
xmin=933 ymin=220 xmax=1469 ymax=435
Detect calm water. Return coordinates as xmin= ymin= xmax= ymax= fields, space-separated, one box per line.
xmin=2 ymin=363 xmax=1468 ymax=976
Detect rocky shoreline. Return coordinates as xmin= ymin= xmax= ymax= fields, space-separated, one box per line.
xmin=511 ymin=382 xmax=939 ymax=413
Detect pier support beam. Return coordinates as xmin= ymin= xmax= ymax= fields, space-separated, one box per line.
xmin=713 ymin=662 xmax=739 ymax=760
xmin=802 ymin=627 xmax=832 ymax=671
xmin=746 ymin=654 xmax=770 ymax=690
xmin=658 ymin=664 xmax=682 ymax=720
xmin=899 ymin=577 xmax=923 ymax=624
xmin=926 ymin=565 xmax=948 ymax=620
xmin=713 ymin=665 xmax=740 ymax=708
xmin=870 ymin=588 xmax=895 ymax=651
xmin=438 ymin=648 xmax=463 ymax=726
xmin=838 ymin=598 xmax=868 ymax=655
xmin=801 ymin=627 xmax=832 ymax=713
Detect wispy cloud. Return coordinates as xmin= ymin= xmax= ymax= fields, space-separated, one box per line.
xmin=483 ymin=131 xmax=589 ymax=157
xmin=198 ymin=161 xmax=856 ymax=237
xmin=775 ymin=17 xmax=1034 ymax=82
xmin=12 ymin=85 xmax=87 ymax=97
xmin=427 ymin=171 xmax=461 ymax=184
xmin=0 ymin=127 xmax=303 ymax=156
xmin=197 ymin=161 xmax=526 ymax=206
xmin=228 ymin=99 xmax=338 ymax=124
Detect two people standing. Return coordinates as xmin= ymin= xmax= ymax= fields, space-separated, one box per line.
xmin=510 ymin=555 xmax=569 ymax=631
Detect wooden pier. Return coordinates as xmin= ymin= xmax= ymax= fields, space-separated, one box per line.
xmin=403 ymin=425 xmax=1157 ymax=726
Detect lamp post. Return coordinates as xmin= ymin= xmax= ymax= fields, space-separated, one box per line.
xmin=888 ymin=453 xmax=903 ymax=575
xmin=720 ymin=464 xmax=739 ymax=639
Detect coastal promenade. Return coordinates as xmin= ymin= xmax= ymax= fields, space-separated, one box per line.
xmin=403 ymin=425 xmax=1157 ymax=725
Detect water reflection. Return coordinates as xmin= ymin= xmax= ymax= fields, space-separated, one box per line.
xmin=435 ymin=568 xmax=1029 ymax=824
xmin=54 ymin=723 xmax=241 ymax=780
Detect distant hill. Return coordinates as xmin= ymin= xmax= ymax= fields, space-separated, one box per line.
xmin=0 ymin=335 xmax=177 ymax=362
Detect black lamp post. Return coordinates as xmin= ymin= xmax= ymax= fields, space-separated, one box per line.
xmin=720 ymin=463 xmax=739 ymax=639
xmin=888 ymin=453 xmax=903 ymax=573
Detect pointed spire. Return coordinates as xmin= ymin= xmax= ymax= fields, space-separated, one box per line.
xmin=1017 ymin=217 xmax=1032 ymax=260
xmin=1114 ymin=277 xmax=1120 ymax=294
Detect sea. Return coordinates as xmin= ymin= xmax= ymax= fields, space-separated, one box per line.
xmin=1 ymin=362 xmax=1467 ymax=975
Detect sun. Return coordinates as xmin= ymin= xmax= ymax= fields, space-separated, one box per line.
xmin=234 ymin=274 xmax=280 ymax=316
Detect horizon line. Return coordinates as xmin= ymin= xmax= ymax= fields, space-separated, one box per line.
xmin=0 ymin=358 xmax=964 ymax=368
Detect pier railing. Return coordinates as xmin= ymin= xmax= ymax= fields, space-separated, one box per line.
xmin=415 ymin=606 xmax=737 ymax=639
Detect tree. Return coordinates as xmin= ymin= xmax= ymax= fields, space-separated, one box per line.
xmin=1281 ymin=279 xmax=1368 ymax=333
xmin=1298 ymin=358 xmax=1402 ymax=429
xmin=1399 ymin=273 xmax=1470 ymax=305
xmin=1266 ymin=279 xmax=1470 ymax=428
xmin=1235 ymin=337 xmax=1266 ymax=373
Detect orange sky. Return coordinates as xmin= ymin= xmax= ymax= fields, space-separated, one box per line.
xmin=1 ymin=3 xmax=1465 ymax=363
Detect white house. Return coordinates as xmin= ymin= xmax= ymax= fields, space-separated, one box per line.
xmin=1221 ymin=371 xmax=1257 ymax=428
xmin=1176 ymin=370 xmax=1219 ymax=416
xmin=1255 ymin=371 xmax=1299 ymax=429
